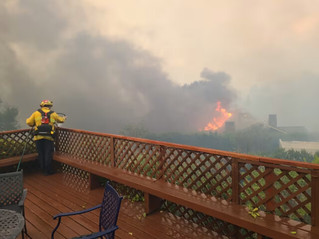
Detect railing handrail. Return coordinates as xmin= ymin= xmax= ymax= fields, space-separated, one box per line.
xmin=56 ymin=127 xmax=319 ymax=170
xmin=0 ymin=128 xmax=31 ymax=135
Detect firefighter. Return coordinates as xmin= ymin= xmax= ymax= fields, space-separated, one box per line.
xmin=26 ymin=100 xmax=66 ymax=175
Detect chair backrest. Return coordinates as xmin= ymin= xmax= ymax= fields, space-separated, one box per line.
xmin=0 ymin=170 xmax=23 ymax=207
xmin=99 ymin=183 xmax=123 ymax=238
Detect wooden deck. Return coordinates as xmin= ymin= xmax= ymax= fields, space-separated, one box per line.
xmin=19 ymin=170 xmax=225 ymax=239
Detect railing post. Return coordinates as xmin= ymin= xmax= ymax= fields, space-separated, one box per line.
xmin=144 ymin=193 xmax=162 ymax=215
xmin=156 ymin=146 xmax=165 ymax=181
xmin=264 ymin=168 xmax=278 ymax=212
xmin=110 ymin=136 xmax=115 ymax=167
xmin=311 ymin=169 xmax=319 ymax=227
xmin=53 ymin=129 xmax=61 ymax=172
xmin=232 ymin=158 xmax=240 ymax=204
xmin=89 ymin=174 xmax=100 ymax=190
xmin=55 ymin=128 xmax=60 ymax=152
xmin=144 ymin=145 xmax=165 ymax=214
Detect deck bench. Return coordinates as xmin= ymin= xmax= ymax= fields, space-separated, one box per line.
xmin=0 ymin=153 xmax=37 ymax=168
xmin=53 ymin=152 xmax=319 ymax=239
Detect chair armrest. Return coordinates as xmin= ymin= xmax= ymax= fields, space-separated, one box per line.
xmin=82 ymin=226 xmax=119 ymax=239
xmin=53 ymin=204 xmax=102 ymax=220
xmin=18 ymin=189 xmax=27 ymax=207
xmin=52 ymin=204 xmax=102 ymax=239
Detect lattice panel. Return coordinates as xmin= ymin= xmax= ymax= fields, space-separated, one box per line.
xmin=272 ymin=169 xmax=311 ymax=224
xmin=59 ymin=163 xmax=90 ymax=193
xmin=0 ymin=130 xmax=35 ymax=159
xmin=161 ymin=212 xmax=231 ymax=239
xmin=114 ymin=139 xmax=161 ymax=178
xmin=163 ymin=148 xmax=233 ymax=199
xmin=162 ymin=201 xmax=257 ymax=239
xmin=239 ymin=163 xmax=312 ymax=224
xmin=109 ymin=181 xmax=144 ymax=202
xmin=239 ymin=164 xmax=267 ymax=207
xmin=56 ymin=130 xmax=112 ymax=165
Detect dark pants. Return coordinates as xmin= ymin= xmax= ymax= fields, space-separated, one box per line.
xmin=35 ymin=139 xmax=54 ymax=175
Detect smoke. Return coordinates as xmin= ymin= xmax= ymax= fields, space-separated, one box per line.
xmin=243 ymin=73 xmax=319 ymax=132
xmin=0 ymin=1 xmax=237 ymax=133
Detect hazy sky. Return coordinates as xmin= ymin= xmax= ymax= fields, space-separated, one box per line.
xmin=1 ymin=0 xmax=319 ymax=133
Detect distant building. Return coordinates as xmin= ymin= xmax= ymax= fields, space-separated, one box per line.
xmin=268 ymin=114 xmax=277 ymax=128
xmin=267 ymin=114 xmax=307 ymax=134
xmin=279 ymin=139 xmax=319 ymax=154
xmin=224 ymin=121 xmax=235 ymax=133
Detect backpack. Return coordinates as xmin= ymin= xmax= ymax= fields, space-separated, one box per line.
xmin=34 ymin=109 xmax=55 ymax=136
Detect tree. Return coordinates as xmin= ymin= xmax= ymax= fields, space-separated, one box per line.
xmin=313 ymin=152 xmax=319 ymax=164
xmin=234 ymin=124 xmax=280 ymax=155
xmin=272 ymin=148 xmax=315 ymax=163
xmin=0 ymin=99 xmax=19 ymax=131
xmin=119 ymin=123 xmax=150 ymax=138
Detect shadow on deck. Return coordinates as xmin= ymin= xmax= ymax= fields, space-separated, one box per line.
xmin=21 ymin=170 xmax=225 ymax=239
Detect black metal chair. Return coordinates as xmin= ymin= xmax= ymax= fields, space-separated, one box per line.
xmin=0 ymin=170 xmax=28 ymax=239
xmin=51 ymin=182 xmax=123 ymax=239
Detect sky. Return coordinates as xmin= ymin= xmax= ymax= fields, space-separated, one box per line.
xmin=1 ymin=0 xmax=319 ymax=133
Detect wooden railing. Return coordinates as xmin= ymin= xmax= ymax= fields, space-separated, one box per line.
xmin=1 ymin=128 xmax=319 ymax=228
xmin=53 ymin=127 xmax=319 ymax=227
xmin=0 ymin=129 xmax=36 ymax=159
xmin=0 ymin=129 xmax=37 ymax=168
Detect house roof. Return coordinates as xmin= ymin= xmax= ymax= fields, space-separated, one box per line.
xmin=279 ymin=139 xmax=319 ymax=154
xmin=277 ymin=126 xmax=307 ymax=134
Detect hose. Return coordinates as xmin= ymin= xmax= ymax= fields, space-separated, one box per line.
xmin=17 ymin=127 xmax=33 ymax=171
xmin=56 ymin=112 xmax=66 ymax=117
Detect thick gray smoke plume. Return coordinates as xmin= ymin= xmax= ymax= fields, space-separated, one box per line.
xmin=0 ymin=1 xmax=236 ymax=133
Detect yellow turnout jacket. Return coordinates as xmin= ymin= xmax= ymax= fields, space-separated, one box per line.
xmin=26 ymin=107 xmax=66 ymax=141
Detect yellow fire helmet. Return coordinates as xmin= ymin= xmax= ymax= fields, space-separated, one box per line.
xmin=40 ymin=100 xmax=53 ymax=107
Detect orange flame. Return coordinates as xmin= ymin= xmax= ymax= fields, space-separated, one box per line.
xmin=204 ymin=101 xmax=232 ymax=131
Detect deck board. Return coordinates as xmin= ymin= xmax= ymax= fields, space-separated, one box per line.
xmin=18 ymin=171 xmax=225 ymax=239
